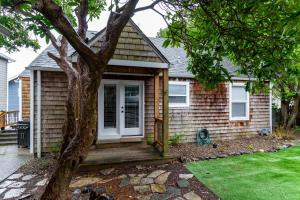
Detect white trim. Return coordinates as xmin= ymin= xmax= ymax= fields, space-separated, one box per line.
xmin=269 ymin=82 xmax=273 ymax=133
xmin=30 ymin=71 xmax=34 ymax=154
xmin=98 ymin=79 xmax=145 ymax=140
xmin=37 ymin=70 xmax=41 ymax=158
xmin=169 ymin=81 xmax=190 ymax=108
xmin=18 ymin=79 xmax=22 ymax=121
xmin=229 ymin=82 xmax=250 ymax=121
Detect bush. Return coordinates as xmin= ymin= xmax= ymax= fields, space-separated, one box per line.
xmin=273 ymin=126 xmax=294 ymax=140
xmin=168 ymin=133 xmax=185 ymax=145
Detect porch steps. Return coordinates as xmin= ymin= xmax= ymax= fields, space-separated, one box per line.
xmin=80 ymin=144 xmax=176 ymax=171
xmin=0 ymin=132 xmax=17 ymax=146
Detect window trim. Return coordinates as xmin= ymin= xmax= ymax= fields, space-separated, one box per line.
xmin=169 ymin=81 xmax=190 ymax=108
xmin=229 ymin=82 xmax=250 ymax=121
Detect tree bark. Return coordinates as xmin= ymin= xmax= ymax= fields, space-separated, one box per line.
xmin=286 ymin=93 xmax=300 ymax=130
xmin=40 ymin=66 xmax=101 ymax=200
xmin=281 ymin=99 xmax=289 ymax=128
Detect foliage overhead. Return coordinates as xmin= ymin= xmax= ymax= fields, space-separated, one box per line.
xmin=0 ymin=0 xmax=105 ymax=52
xmin=163 ymin=0 xmax=300 ymax=89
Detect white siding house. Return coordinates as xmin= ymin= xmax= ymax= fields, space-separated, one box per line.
xmin=0 ymin=53 xmax=14 ymax=111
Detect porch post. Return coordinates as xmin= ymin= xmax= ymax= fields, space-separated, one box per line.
xmin=162 ymin=68 xmax=169 ymax=156
xmin=154 ymin=72 xmax=160 ymax=143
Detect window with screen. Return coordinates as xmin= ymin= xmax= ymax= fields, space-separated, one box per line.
xmin=169 ymin=81 xmax=189 ymax=107
xmin=230 ymin=83 xmax=249 ymax=120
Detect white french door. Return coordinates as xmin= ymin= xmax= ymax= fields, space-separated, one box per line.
xmin=98 ymin=80 xmax=144 ymax=140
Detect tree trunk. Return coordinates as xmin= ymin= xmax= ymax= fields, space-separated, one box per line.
xmin=286 ymin=94 xmax=300 ymax=130
xmin=281 ymin=99 xmax=289 ymax=128
xmin=40 ymin=69 xmax=101 ymax=200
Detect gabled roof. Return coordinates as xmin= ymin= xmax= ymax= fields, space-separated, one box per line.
xmin=149 ymin=37 xmax=240 ymax=78
xmin=0 ymin=53 xmax=15 ymax=62
xmin=28 ymin=31 xmax=98 ymax=70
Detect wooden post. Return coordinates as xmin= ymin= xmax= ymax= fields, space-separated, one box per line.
xmin=154 ymin=72 xmax=160 ymax=143
xmin=162 ymin=68 xmax=169 ymax=156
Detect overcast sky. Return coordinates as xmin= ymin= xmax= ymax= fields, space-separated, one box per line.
xmin=4 ymin=1 xmax=167 ymax=79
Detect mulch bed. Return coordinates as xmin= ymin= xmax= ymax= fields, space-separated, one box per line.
xmin=170 ymin=135 xmax=293 ymax=162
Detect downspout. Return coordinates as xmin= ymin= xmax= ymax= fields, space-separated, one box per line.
xmin=18 ymin=78 xmax=22 ymax=121
xmin=30 ymin=70 xmax=34 ymax=154
xmin=37 ymin=70 xmax=41 ymax=158
xmin=269 ymin=82 xmax=273 ymax=133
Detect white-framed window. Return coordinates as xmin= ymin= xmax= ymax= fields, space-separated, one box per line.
xmin=229 ymin=83 xmax=249 ymax=120
xmin=169 ymin=81 xmax=190 ymax=108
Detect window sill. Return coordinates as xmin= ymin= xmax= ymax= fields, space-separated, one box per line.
xmin=229 ymin=117 xmax=249 ymax=121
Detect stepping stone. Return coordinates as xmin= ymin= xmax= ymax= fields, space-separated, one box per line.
xmin=179 ymin=174 xmax=194 ymax=180
xmin=147 ymin=170 xmax=166 ymax=178
xmin=150 ymin=184 xmax=166 ymax=193
xmin=133 ymin=185 xmax=150 ymax=194
xmin=3 ymin=188 xmax=26 ymax=199
xmin=118 ymin=174 xmax=128 ymax=179
xmin=22 ymin=174 xmax=36 ymax=181
xmin=184 ymin=191 xmax=202 ymax=200
xmin=166 ymin=186 xmax=181 ymax=197
xmin=0 ymin=188 xmax=6 ymax=195
xmin=31 ymin=187 xmax=38 ymax=193
xmin=137 ymin=174 xmax=147 ymax=178
xmin=129 ymin=174 xmax=136 ymax=178
xmin=0 ymin=180 xmax=15 ymax=188
xmin=119 ymin=177 xmax=130 ymax=187
xmin=130 ymin=177 xmax=142 ymax=185
xmin=141 ymin=178 xmax=154 ymax=185
xmin=100 ymin=168 xmax=115 ymax=176
xmin=36 ymin=178 xmax=48 ymax=186
xmin=136 ymin=165 xmax=144 ymax=170
xmin=7 ymin=173 xmax=23 ymax=180
xmin=137 ymin=195 xmax=152 ymax=200
xmin=151 ymin=193 xmax=170 ymax=200
xmin=8 ymin=182 xmax=26 ymax=188
xmin=177 ymin=179 xmax=189 ymax=188
xmin=155 ymin=172 xmax=171 ymax=184
xmin=70 ymin=177 xmax=103 ymax=188
xmin=174 ymin=197 xmax=185 ymax=200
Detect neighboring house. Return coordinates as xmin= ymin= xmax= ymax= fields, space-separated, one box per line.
xmin=8 ymin=69 xmax=31 ymax=121
xmin=27 ymin=20 xmax=272 ymax=156
xmin=0 ymin=53 xmax=14 ymax=111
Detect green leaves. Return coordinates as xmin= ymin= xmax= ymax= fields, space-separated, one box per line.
xmin=164 ymin=0 xmax=300 ymax=91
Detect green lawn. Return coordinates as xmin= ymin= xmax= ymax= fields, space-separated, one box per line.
xmin=187 ymin=146 xmax=300 ymax=200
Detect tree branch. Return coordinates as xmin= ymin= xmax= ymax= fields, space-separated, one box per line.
xmin=34 ymin=0 xmax=98 ymax=68
xmin=134 ymin=0 xmax=162 ymax=13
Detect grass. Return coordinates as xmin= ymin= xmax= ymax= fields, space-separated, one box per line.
xmin=187 ymin=146 xmax=300 ymax=200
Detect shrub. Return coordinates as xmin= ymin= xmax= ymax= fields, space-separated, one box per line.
xmin=273 ymin=126 xmax=294 ymax=140
xmin=168 ymin=133 xmax=185 ymax=145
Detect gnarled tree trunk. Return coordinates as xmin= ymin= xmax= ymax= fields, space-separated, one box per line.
xmin=41 ymin=63 xmax=102 ymax=200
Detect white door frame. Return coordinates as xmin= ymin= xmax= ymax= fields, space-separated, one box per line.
xmin=98 ymin=79 xmax=144 ymax=140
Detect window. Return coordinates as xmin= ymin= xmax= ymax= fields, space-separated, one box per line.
xmin=169 ymin=81 xmax=189 ymax=107
xmin=230 ymin=83 xmax=249 ymax=120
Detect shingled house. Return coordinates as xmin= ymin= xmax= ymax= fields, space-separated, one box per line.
xmin=27 ymin=20 xmax=272 ymax=158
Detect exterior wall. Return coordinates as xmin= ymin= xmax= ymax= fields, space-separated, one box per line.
xmin=0 ymin=58 xmax=8 ymax=111
xmin=34 ymin=71 xmax=270 ymax=153
xmin=8 ymin=79 xmax=19 ymax=111
xmin=21 ymin=77 xmax=30 ymax=121
xmin=145 ymin=78 xmax=270 ymax=142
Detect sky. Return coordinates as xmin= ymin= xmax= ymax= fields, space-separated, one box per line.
xmin=3 ymin=1 xmax=167 ymax=79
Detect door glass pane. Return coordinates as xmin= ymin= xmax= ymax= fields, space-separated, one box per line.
xmin=232 ymin=103 xmax=246 ymax=117
xmin=104 ymin=84 xmax=116 ymax=128
xmin=125 ymin=85 xmax=139 ymax=128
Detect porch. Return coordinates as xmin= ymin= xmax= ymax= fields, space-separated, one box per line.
xmin=83 ymin=65 xmax=171 ymax=167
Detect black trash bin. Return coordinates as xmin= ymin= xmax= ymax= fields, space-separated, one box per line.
xmin=17 ymin=121 xmax=30 ymax=148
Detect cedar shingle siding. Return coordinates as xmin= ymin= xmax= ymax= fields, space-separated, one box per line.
xmin=33 ymin=71 xmax=270 ymax=153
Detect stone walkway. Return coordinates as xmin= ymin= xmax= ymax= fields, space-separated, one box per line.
xmin=70 ymin=167 xmax=203 ymax=200
xmin=0 ymin=172 xmax=48 ymax=199
xmin=0 ymin=145 xmax=31 ymax=182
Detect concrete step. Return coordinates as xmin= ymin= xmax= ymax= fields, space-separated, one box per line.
xmin=0 ymin=136 xmax=17 ymax=141
xmin=0 ymin=140 xmax=17 ymax=146
xmin=0 ymin=133 xmax=17 ymax=137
